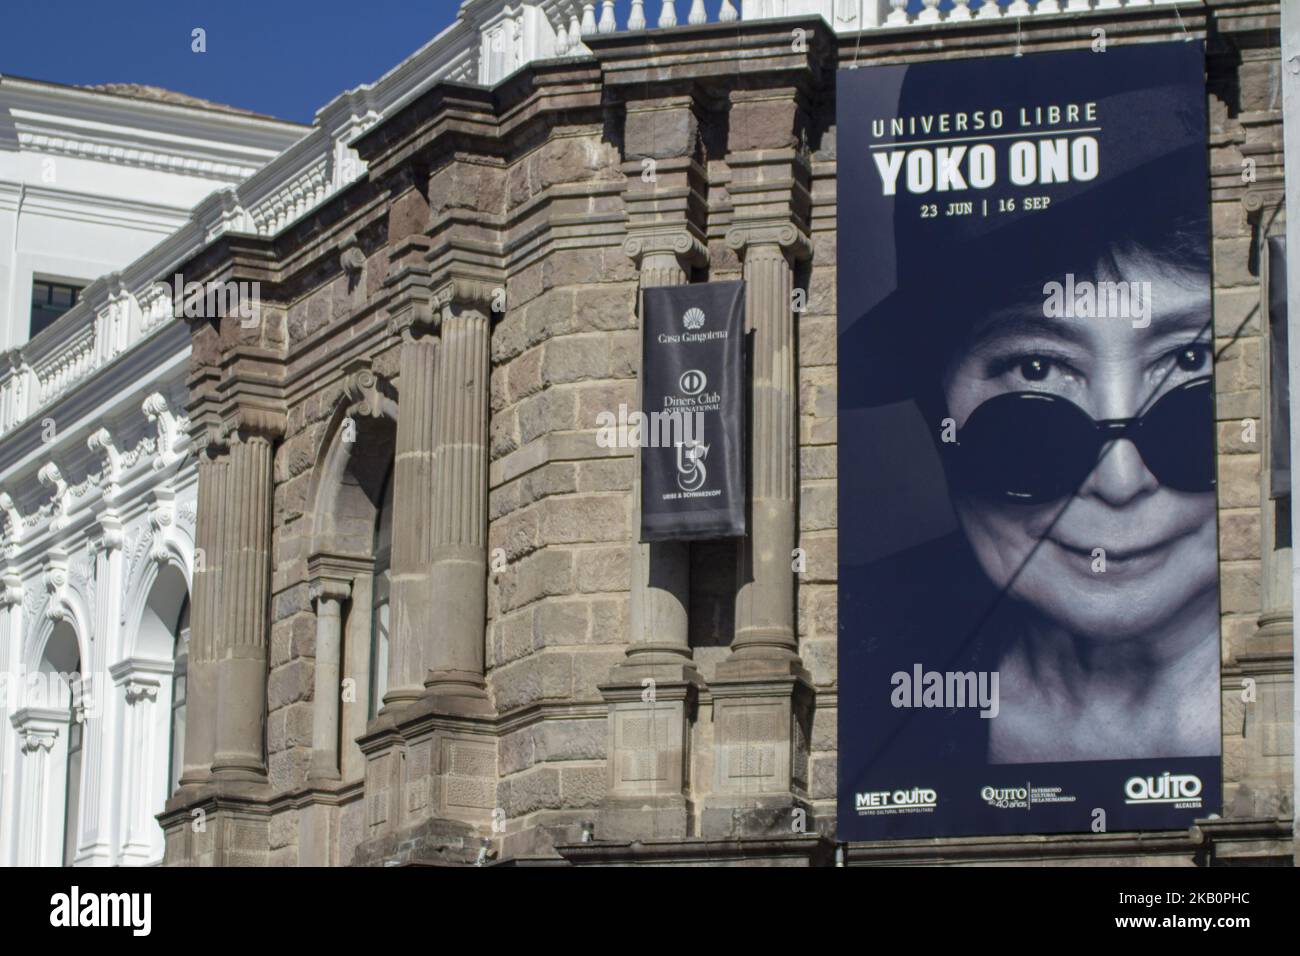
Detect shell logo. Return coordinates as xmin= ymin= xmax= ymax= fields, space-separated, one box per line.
xmin=682 ymin=307 xmax=705 ymax=330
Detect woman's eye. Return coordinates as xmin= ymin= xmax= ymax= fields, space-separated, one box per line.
xmin=1018 ymin=357 xmax=1052 ymax=382
xmin=1174 ymin=344 xmax=1210 ymax=373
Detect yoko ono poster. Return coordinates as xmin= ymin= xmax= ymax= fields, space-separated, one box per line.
xmin=836 ymin=43 xmax=1221 ymax=841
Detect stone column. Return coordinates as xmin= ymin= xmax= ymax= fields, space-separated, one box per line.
xmin=210 ymin=423 xmax=277 ymax=782
xmin=423 ymin=286 xmax=492 ymax=713
xmin=724 ymin=226 xmax=807 ymax=669
xmin=627 ymin=245 xmax=694 ymax=668
xmin=385 ymin=317 xmax=438 ymax=708
xmin=180 ymin=439 xmax=225 ymax=786
xmin=308 ymin=575 xmax=350 ymax=781
xmin=10 ymin=707 xmax=68 ymax=866
xmin=705 ymin=94 xmax=816 ymax=833
xmin=75 ymin=520 xmax=125 ymax=865
xmin=598 ymin=233 xmax=706 ymax=841
xmin=112 ymin=661 xmax=171 ymax=864
xmin=0 ymin=575 xmax=22 ymax=866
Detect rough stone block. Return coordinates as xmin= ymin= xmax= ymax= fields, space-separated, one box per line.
xmin=500 ymin=765 xmax=562 ymax=817
xmin=534 ymin=598 xmax=592 ymax=646
xmin=624 ymin=108 xmax=697 ymax=160
xmin=799 ymin=482 xmax=837 ymax=532
xmin=268 ymin=659 xmax=315 ymax=711
xmin=799 ymin=315 xmax=836 ymax=367
xmin=574 ymin=545 xmax=630 ymax=593
xmin=1218 ymin=509 xmax=1261 ymax=562
xmin=560 ymin=764 xmax=606 ymax=808
xmin=539 ymin=494 xmax=628 ymax=544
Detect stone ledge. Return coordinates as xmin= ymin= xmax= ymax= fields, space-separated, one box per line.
xmin=556 ymin=834 xmax=834 ymax=867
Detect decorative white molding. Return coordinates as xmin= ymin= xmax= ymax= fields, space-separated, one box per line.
xmin=142 ymin=392 xmax=190 ymax=471
xmin=36 ymin=464 xmax=71 ymax=531
xmin=87 ymin=428 xmax=123 ymax=497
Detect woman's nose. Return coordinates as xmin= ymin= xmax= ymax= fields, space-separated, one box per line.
xmin=1079 ymin=436 xmax=1160 ymax=507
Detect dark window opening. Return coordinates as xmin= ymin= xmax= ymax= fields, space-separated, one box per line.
xmin=30 ymin=279 xmax=85 ymax=338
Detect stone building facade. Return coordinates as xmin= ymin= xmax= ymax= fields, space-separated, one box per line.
xmin=157 ymin=1 xmax=1293 ymax=866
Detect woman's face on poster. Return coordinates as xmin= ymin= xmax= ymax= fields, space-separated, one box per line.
xmin=942 ymin=248 xmax=1217 ymax=643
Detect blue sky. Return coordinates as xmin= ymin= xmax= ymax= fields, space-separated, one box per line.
xmin=1 ymin=0 xmax=944 ymax=125
xmin=0 ymin=0 xmax=466 ymax=124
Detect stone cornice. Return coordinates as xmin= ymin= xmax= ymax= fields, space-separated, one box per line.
xmin=585 ymin=17 xmax=835 ymax=92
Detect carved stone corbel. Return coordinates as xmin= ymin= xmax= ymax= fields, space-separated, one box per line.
xmin=87 ymin=427 xmax=122 ymax=499
xmin=37 ymin=463 xmax=71 ymax=530
xmin=143 ymin=392 xmax=192 ymax=471
xmin=0 ymin=491 xmax=22 ymax=555
xmin=43 ymin=551 xmax=71 ymax=624
xmin=340 ymin=360 xmax=398 ymax=421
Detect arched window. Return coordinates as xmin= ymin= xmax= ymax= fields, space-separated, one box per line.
xmin=61 ymin=654 xmax=83 ymax=867
xmin=167 ymin=596 xmax=190 ymax=797
xmin=369 ymin=470 xmax=393 ymax=719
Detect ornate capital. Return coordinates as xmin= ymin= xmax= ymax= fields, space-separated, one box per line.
xmin=623 ymin=229 xmax=708 ymax=268
xmin=91 ymin=513 xmax=125 ymax=553
xmin=340 ymin=360 xmax=397 ymax=420
xmin=432 ymin=275 xmax=501 ymax=324
xmin=384 ymin=237 xmax=437 ymax=338
xmin=220 ymin=403 xmax=286 ymax=444
xmin=725 ymin=220 xmax=812 ymax=262
xmin=308 ymin=578 xmax=352 ymax=607
xmin=306 ymin=552 xmax=367 ymax=607
xmin=20 ymin=726 xmax=58 ymax=754
xmin=124 ymin=678 xmax=160 ymax=705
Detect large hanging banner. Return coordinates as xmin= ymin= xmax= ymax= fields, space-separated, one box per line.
xmin=638 ymin=280 xmax=746 ymax=541
xmin=837 ymin=43 xmax=1221 ymax=840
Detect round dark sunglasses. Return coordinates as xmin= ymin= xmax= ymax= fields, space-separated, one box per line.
xmin=946 ymin=377 xmax=1216 ymax=504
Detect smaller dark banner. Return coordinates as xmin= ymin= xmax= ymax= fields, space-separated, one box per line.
xmin=640 ymin=280 xmax=746 ymax=541
xmin=1268 ymin=236 xmax=1289 ymax=497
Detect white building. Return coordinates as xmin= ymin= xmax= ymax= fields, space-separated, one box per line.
xmin=0 ymin=76 xmax=308 ymax=866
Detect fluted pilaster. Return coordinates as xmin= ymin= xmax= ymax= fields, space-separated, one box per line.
xmin=623 ymin=236 xmax=705 ymax=667
xmin=726 ymin=225 xmax=808 ymax=665
xmin=423 ymin=291 xmax=492 ymax=709
xmin=211 ymin=426 xmax=276 ymax=781
xmin=385 ymin=329 xmax=439 ymax=707
xmin=180 ymin=440 xmax=225 ymax=786
xmin=308 ymin=578 xmax=349 ymax=781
